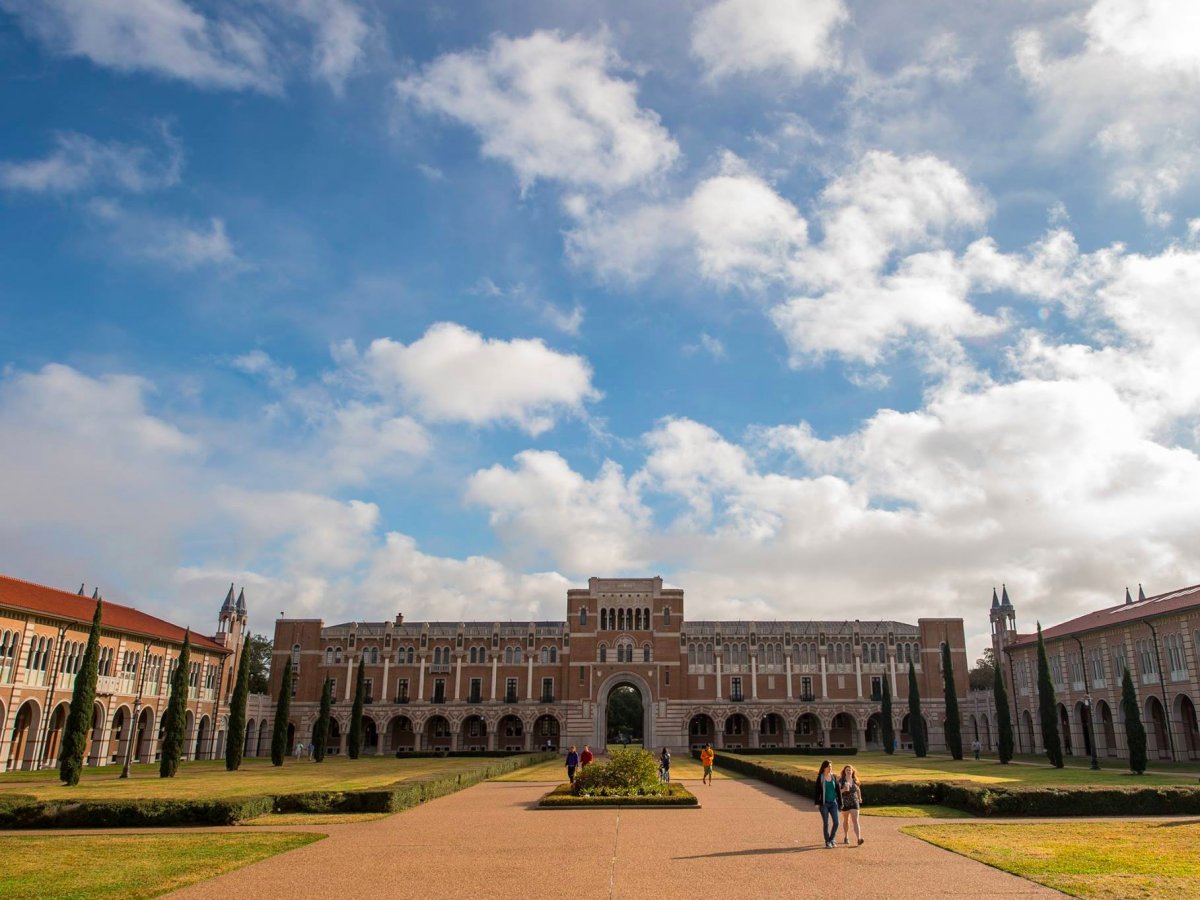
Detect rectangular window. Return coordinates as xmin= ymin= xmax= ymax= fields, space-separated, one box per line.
xmin=766 ymin=675 xmax=775 ymax=689
xmin=433 ymin=678 xmax=446 ymax=702
xmin=541 ymin=677 xmax=553 ymax=702
xmin=469 ymin=677 xmax=482 ymax=703
xmin=364 ymin=678 xmax=373 ymax=702
xmin=396 ymin=677 xmax=409 ymax=702
xmin=731 ymin=676 xmax=743 ymax=701
xmin=870 ymin=676 xmax=883 ymax=701
xmin=329 ymin=678 xmax=337 ymax=698
xmin=665 ymin=668 xmax=670 ymax=685
xmin=579 ymin=666 xmax=585 ymax=684
xmin=800 ymin=676 xmax=814 ymax=701
xmin=505 ymin=677 xmax=518 ymax=704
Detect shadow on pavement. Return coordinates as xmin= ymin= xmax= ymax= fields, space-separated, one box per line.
xmin=674 ymin=845 xmax=821 ymax=860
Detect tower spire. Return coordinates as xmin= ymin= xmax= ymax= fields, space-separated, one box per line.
xmin=1138 ymin=583 xmax=1147 ymax=603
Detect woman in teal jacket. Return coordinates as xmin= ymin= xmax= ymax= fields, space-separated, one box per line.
xmin=813 ymin=759 xmax=839 ymax=848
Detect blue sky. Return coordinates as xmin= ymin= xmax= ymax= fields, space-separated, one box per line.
xmin=2 ymin=0 xmax=1199 ymax=659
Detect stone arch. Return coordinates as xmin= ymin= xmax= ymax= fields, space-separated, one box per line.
xmin=7 ymin=698 xmax=41 ymax=771
xmin=533 ymin=714 xmax=561 ymax=750
xmin=759 ymin=712 xmax=786 ymax=747
xmin=722 ymin=712 xmax=751 ymax=749
xmin=829 ymin=711 xmax=856 ymax=748
xmin=389 ymin=714 xmax=415 ymax=752
xmin=326 ymin=717 xmax=343 ymax=755
xmin=109 ymin=704 xmax=133 ymax=764
xmin=1173 ymin=693 xmax=1199 ymax=760
xmin=1056 ymin=702 xmax=1073 ymax=755
xmin=1074 ymin=700 xmax=1093 ymax=758
xmin=864 ymin=712 xmax=884 ymax=751
xmin=461 ymin=714 xmax=487 ymax=751
xmin=1020 ymin=708 xmax=1035 ymax=754
xmin=244 ymin=718 xmax=257 ymax=756
xmin=425 ymin=714 xmax=451 ymax=751
xmin=1145 ymin=695 xmax=1170 ymax=759
xmin=497 ymin=714 xmax=525 ymax=751
xmin=194 ymin=714 xmax=210 ymax=760
xmin=362 ymin=716 xmax=378 ymax=754
xmin=91 ymin=702 xmax=107 ymax=765
xmin=687 ymin=712 xmax=715 ymax=748
xmin=41 ymin=701 xmax=70 ymax=766
xmin=1096 ymin=699 xmax=1116 ymax=756
xmin=135 ymin=706 xmax=155 ymax=762
xmin=980 ymin=714 xmax=992 ymax=752
xmin=795 ymin=712 xmax=821 ymax=747
xmin=594 ymin=670 xmax=655 ymax=751
xmin=183 ymin=710 xmax=195 ymax=761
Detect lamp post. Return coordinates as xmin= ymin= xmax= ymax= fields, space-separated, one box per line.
xmin=1084 ymin=696 xmax=1100 ymax=771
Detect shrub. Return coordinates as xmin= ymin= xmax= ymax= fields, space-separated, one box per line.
xmin=571 ymin=747 xmax=659 ymax=796
xmin=541 ymin=783 xmax=697 ymax=807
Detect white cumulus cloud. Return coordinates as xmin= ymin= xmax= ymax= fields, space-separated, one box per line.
xmin=691 ymin=0 xmax=847 ymax=80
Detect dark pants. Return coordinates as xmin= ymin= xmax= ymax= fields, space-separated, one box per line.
xmin=819 ymin=801 xmax=839 ymax=843
xmin=567 ymin=766 xmax=576 ymax=782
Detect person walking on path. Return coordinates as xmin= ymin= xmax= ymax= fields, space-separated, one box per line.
xmin=838 ymin=764 xmax=864 ymax=846
xmin=700 ymin=743 xmax=714 ymax=785
xmin=814 ymin=759 xmax=840 ymax=849
xmin=659 ymin=748 xmax=671 ymax=783
xmin=972 ymin=738 xmax=981 ymax=760
xmin=580 ymin=745 xmax=594 ymax=768
xmin=565 ymin=746 xmax=579 ymax=783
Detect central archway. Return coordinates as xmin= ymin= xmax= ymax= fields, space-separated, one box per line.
xmin=606 ymin=685 xmax=643 ymax=745
xmin=594 ymin=671 xmax=654 ymax=752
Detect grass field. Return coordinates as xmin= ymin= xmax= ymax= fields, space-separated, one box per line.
xmin=0 ymin=832 xmax=323 ymax=899
xmin=740 ymin=752 xmax=1197 ymax=787
xmin=0 ymin=755 xmax=523 ymax=801
xmin=903 ymin=820 xmax=1200 ymax=898
xmin=862 ymin=805 xmax=975 ymax=818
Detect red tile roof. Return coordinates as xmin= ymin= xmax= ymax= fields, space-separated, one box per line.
xmin=0 ymin=573 xmax=228 ymax=653
xmin=1010 ymin=583 xmax=1200 ymax=647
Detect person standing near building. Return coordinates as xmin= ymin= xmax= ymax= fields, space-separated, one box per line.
xmin=838 ymin=764 xmax=864 ymax=846
xmin=972 ymin=737 xmax=981 ymax=760
xmin=814 ymin=759 xmax=840 ymax=849
xmin=565 ymin=745 xmax=579 ymax=783
xmin=580 ymin=745 xmax=594 ymax=768
xmin=700 ymin=743 xmax=715 ymax=785
xmin=659 ymin=747 xmax=671 ymax=783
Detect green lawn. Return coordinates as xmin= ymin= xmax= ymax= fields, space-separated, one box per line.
xmin=862 ymin=805 xmax=975 ymax=818
xmin=903 ymin=820 xmax=1200 ymax=898
xmin=0 ymin=755 xmax=523 ymax=801
xmin=0 ymin=832 xmax=323 ymax=899
xmin=739 ymin=751 xmax=1196 ymax=787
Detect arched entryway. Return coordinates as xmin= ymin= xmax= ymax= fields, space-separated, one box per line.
xmin=42 ymin=702 xmax=69 ymax=766
xmin=688 ymin=713 xmax=714 ymax=749
xmin=1096 ymin=700 xmax=1117 ymax=756
xmin=461 ymin=715 xmax=487 ymax=751
xmin=285 ymin=721 xmax=296 ymax=754
xmin=497 ymin=715 xmax=524 ymax=751
xmin=1020 ymin=709 xmax=1035 ymax=754
xmin=136 ymin=707 xmax=154 ymax=762
xmin=1075 ymin=701 xmax=1093 ymax=758
xmin=533 ymin=714 xmax=560 ymax=751
xmin=362 ymin=717 xmax=378 ymax=753
xmin=830 ymin=713 xmax=856 ymax=748
xmin=244 ymin=719 xmax=258 ymax=757
xmin=195 ymin=715 xmax=211 ymax=760
xmin=326 ymin=718 xmax=342 ymax=755
xmin=89 ymin=703 xmax=106 ymax=766
xmin=759 ymin=713 xmax=785 ymax=748
xmin=980 ymin=715 xmax=992 ymax=752
xmin=864 ymin=712 xmax=884 ymax=751
xmin=606 ymin=685 xmax=644 ymax=745
xmin=1057 ymin=703 xmax=1073 ymax=755
xmin=900 ymin=713 xmax=926 ymax=752
xmin=183 ymin=711 xmax=195 ymax=761
xmin=389 ymin=715 xmax=414 ymax=752
xmin=1146 ymin=696 xmax=1171 ymax=760
xmin=109 ymin=706 xmax=131 ymax=765
xmin=425 ymin=715 xmax=450 ymax=752
xmin=795 ymin=712 xmax=820 ymax=747
xmin=1174 ymin=694 xmax=1199 ymax=760
xmin=594 ymin=672 xmax=655 ymax=751
xmin=723 ymin=713 xmax=750 ymax=749
xmin=7 ymin=700 xmax=41 ymax=771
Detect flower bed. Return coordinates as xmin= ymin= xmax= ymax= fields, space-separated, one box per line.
xmin=539 ymin=782 xmax=697 ymax=807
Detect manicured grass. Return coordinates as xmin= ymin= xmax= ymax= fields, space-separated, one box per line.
xmin=862 ymin=805 xmax=975 ymax=818
xmin=1010 ymin=753 xmax=1200 ymax=776
xmin=744 ymin=752 xmax=1195 ymax=787
xmin=0 ymin=832 xmax=323 ymax=899
xmin=0 ymin=755 xmax=512 ymax=801
xmin=243 ymin=811 xmax=388 ymax=826
xmin=903 ymin=820 xmax=1200 ymax=898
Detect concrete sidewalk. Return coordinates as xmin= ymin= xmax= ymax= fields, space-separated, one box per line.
xmin=171 ymin=778 xmax=1058 ymax=899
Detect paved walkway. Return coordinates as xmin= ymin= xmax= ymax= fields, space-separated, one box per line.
xmin=171 ymin=777 xmax=1057 ymax=899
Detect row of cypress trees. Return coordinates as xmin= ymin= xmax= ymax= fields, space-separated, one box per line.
xmin=264 ymin=656 xmax=371 ymax=766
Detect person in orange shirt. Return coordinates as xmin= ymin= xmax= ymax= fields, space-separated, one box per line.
xmin=699 ymin=743 xmax=715 ymax=785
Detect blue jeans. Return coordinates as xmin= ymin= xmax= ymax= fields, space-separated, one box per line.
xmin=819 ymin=801 xmax=839 ymax=843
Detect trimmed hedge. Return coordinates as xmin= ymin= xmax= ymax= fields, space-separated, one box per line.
xmin=714 ymin=747 xmax=857 ymax=757
xmin=0 ymin=752 xmax=556 ymax=828
xmin=707 ymin=753 xmax=1200 ymax=817
xmin=540 ymin=783 xmax=697 ymax=807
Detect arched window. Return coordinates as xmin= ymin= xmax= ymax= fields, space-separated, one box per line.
xmin=580 ymin=608 xmax=588 ymax=627
xmin=617 ymin=609 xmax=625 ymax=630
xmin=504 ymin=647 xmax=512 ymax=664
xmin=663 ymin=607 xmax=671 ymax=627
xmin=325 ymin=647 xmax=333 ymax=665
xmin=643 ymin=643 xmax=652 ymax=663
xmin=550 ymin=647 xmax=558 ymax=663
xmin=469 ymin=647 xmax=476 ymax=664
xmin=291 ymin=643 xmax=301 ymax=668
xmin=334 ymin=646 xmax=343 ymax=663
xmin=634 ymin=609 xmax=642 ymax=630
xmin=598 ymin=644 xmax=607 ymax=663
xmin=644 ymin=608 xmax=651 ymax=629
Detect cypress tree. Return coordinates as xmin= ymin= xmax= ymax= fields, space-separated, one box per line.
xmin=994 ymin=661 xmax=1014 ymax=764
xmin=881 ymin=674 xmax=896 ymax=755
xmin=941 ymin=641 xmax=963 ymax=760
xmin=348 ymin=659 xmax=365 ymax=760
xmin=59 ymin=598 xmax=103 ymax=786
xmin=225 ymin=635 xmax=251 ymax=771
xmin=908 ymin=660 xmax=927 ymax=757
xmin=312 ymin=677 xmax=332 ymax=763
xmin=1121 ymin=668 xmax=1147 ymax=775
xmin=1035 ymin=624 xmax=1064 ymax=767
xmin=159 ymin=630 xmax=191 ymax=778
xmin=270 ymin=658 xmax=292 ymax=766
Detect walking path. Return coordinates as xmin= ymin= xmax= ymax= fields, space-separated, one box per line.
xmin=170 ymin=776 xmax=1057 ymax=899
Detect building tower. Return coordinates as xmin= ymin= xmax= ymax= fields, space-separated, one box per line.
xmin=989 ymin=584 xmax=1017 ymax=658
xmin=217 ymin=584 xmax=249 ymax=702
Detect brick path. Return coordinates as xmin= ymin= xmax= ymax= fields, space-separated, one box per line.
xmin=168 ymin=775 xmax=1057 ymax=899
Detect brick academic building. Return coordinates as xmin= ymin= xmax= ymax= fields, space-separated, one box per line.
xmin=992 ymin=582 xmax=1200 ymax=762
xmin=272 ymin=576 xmax=970 ymax=754
xmin=0 ymin=573 xmax=260 ymax=773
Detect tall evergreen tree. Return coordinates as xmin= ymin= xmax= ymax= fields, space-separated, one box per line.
xmin=312 ymin=677 xmax=332 ymax=763
xmin=59 ymin=598 xmax=103 ymax=786
xmin=159 ymin=630 xmax=191 ymax=778
xmin=1035 ymin=624 xmax=1064 ymax=768
xmin=348 ymin=659 xmax=365 ymax=759
xmin=908 ymin=660 xmax=927 ymax=757
xmin=1121 ymin=668 xmax=1147 ymax=775
xmin=881 ymin=674 xmax=896 ymax=755
xmin=225 ymin=634 xmax=251 ymax=771
xmin=994 ymin=661 xmax=1015 ymax=764
xmin=941 ymin=641 xmax=963 ymax=760
xmin=270 ymin=658 xmax=292 ymax=766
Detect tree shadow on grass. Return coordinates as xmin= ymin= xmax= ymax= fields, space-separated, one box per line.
xmin=1154 ymin=818 xmax=1200 ymax=828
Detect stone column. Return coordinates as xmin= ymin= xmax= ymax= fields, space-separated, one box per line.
xmin=526 ymin=656 xmax=534 ymax=701
xmin=417 ymin=656 xmax=426 ymax=701
xmin=377 ymin=721 xmax=388 ymax=756
xmin=855 ymin=654 xmax=863 ymax=699
xmin=751 ymin=656 xmax=758 ymax=700
xmin=715 ymin=656 xmax=723 ymax=700
xmin=785 ymin=655 xmax=793 ymax=700
xmin=487 ymin=730 xmax=496 ymax=751
xmin=820 ymin=656 xmax=828 ymax=698
xmin=450 ymin=732 xmax=459 ymax=752
xmin=345 ymin=658 xmax=353 ymax=700
xmin=382 ymin=657 xmax=390 ymax=701
xmin=454 ymin=655 xmax=462 ymax=701
xmin=490 ymin=655 xmax=498 ymax=701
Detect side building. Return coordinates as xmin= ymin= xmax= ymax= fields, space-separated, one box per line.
xmin=271 ymin=576 xmax=970 ymax=755
xmin=991 ymin=583 xmax=1200 ymax=762
xmin=0 ymin=573 xmax=257 ymax=772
